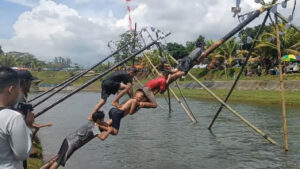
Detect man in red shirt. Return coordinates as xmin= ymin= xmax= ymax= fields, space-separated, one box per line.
xmin=139 ymin=70 xmax=170 ymax=108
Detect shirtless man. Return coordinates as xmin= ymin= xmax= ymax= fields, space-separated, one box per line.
xmin=88 ymin=68 xmax=137 ymax=120
xmin=108 ymin=89 xmax=145 ymax=135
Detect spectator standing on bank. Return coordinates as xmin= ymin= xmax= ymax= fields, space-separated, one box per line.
xmin=0 ymin=66 xmax=32 ymax=169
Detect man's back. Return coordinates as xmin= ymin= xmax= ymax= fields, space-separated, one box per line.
xmin=145 ymin=77 xmax=167 ymax=91
xmin=0 ymin=108 xmax=32 ymax=169
xmin=104 ymin=71 xmax=132 ymax=84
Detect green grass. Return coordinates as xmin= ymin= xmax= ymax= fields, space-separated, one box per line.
xmin=27 ymin=136 xmax=43 ymax=169
xmin=31 ymin=70 xmax=300 ymax=107
xmin=172 ymin=88 xmax=300 ymax=107
xmin=31 ymin=71 xmax=102 ymax=86
xmin=186 ymin=68 xmax=300 ymax=81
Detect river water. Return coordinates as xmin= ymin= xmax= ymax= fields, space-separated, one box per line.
xmin=30 ymin=92 xmax=300 ymax=169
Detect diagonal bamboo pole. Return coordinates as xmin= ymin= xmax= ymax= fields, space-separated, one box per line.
xmin=174 ymin=81 xmax=197 ymax=121
xmin=276 ymin=12 xmax=300 ymax=33
xmin=274 ymin=14 xmax=288 ymax=151
xmin=169 ymin=55 xmax=277 ymax=145
xmin=208 ymin=4 xmax=274 ymax=129
xmin=32 ymin=41 xmax=132 ymax=108
xmin=34 ymin=34 xmax=170 ymax=118
xmin=191 ymin=3 xmax=282 ymax=64
xmin=144 ymin=54 xmax=197 ymax=123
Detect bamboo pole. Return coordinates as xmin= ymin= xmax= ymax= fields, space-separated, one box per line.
xmin=276 ymin=12 xmax=300 ymax=33
xmin=34 ymin=34 xmax=170 ymax=118
xmin=208 ymin=6 xmax=273 ymax=129
xmin=144 ymin=54 xmax=197 ymax=123
xmin=174 ymin=81 xmax=197 ymax=121
xmin=169 ymin=55 xmax=277 ymax=145
xmin=275 ymin=15 xmax=288 ymax=151
xmin=32 ymin=41 xmax=132 ymax=108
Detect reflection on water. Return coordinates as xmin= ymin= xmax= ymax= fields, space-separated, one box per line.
xmin=30 ymin=92 xmax=300 ymax=169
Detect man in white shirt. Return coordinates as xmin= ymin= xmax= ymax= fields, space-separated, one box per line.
xmin=0 ymin=66 xmax=32 ymax=169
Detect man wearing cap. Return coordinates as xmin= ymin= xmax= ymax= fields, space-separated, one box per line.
xmin=15 ymin=69 xmax=51 ymax=169
xmin=89 ymin=68 xmax=137 ymax=120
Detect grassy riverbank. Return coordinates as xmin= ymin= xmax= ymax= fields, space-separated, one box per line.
xmin=27 ymin=136 xmax=43 ymax=169
xmin=172 ymin=88 xmax=300 ymax=107
xmin=31 ymin=70 xmax=300 ymax=107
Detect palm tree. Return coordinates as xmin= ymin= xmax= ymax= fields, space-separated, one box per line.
xmin=0 ymin=54 xmax=17 ymax=67
xmin=255 ymin=22 xmax=300 ymax=57
xmin=217 ymin=38 xmax=240 ymax=66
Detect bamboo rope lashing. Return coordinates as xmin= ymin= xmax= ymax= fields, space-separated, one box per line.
xmin=168 ymin=55 xmax=277 ymax=145
xmin=143 ymin=53 xmax=197 ymax=123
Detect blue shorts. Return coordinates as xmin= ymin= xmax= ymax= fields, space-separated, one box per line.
xmin=108 ymin=108 xmax=124 ymax=130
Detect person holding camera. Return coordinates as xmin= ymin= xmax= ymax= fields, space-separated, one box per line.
xmin=15 ymin=69 xmax=52 ymax=169
xmin=0 ymin=66 xmax=32 ymax=169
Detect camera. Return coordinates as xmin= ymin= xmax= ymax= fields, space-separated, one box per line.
xmin=17 ymin=102 xmax=33 ymax=117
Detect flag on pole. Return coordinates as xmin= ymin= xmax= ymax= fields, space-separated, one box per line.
xmin=126 ymin=0 xmax=133 ymax=31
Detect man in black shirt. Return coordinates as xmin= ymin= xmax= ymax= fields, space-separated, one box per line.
xmin=89 ymin=68 xmax=137 ymax=120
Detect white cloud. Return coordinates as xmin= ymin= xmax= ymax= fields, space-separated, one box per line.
xmin=1 ymin=0 xmax=299 ymax=66
xmin=4 ymin=0 xmax=39 ymax=7
xmin=1 ymin=0 xmax=125 ymax=66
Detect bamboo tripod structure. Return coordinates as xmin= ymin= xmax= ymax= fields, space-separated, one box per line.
xmin=168 ymin=55 xmax=277 ymax=145
xmin=274 ymin=15 xmax=288 ymax=151
xmin=143 ymin=53 xmax=197 ymax=123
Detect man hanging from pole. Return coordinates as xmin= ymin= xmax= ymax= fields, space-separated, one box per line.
xmin=167 ymin=41 xmax=208 ymax=85
xmin=88 ymin=67 xmax=137 ymax=120
xmin=138 ymin=70 xmax=171 ymax=109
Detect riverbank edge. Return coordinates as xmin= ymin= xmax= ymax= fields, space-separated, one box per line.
xmin=34 ymin=86 xmax=300 ymax=108
xmin=28 ymin=136 xmax=43 ymax=169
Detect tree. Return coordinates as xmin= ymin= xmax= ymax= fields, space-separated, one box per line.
xmin=255 ymin=22 xmax=300 ymax=68
xmin=0 ymin=45 xmax=3 ymax=55
xmin=217 ymin=38 xmax=240 ymax=66
xmin=114 ymin=30 xmax=143 ymax=63
xmin=0 ymin=54 xmax=17 ymax=67
xmin=238 ymin=24 xmax=272 ymax=50
xmin=195 ymin=35 xmax=205 ymax=47
xmin=166 ymin=42 xmax=188 ymax=60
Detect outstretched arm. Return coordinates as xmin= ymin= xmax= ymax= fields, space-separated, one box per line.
xmin=32 ymin=123 xmax=52 ymax=129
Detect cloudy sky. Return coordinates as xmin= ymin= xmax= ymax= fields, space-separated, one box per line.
xmin=0 ymin=0 xmax=299 ymax=66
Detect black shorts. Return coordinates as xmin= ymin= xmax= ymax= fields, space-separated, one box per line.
xmin=177 ymin=57 xmax=192 ymax=74
xmin=177 ymin=48 xmax=203 ymax=74
xmin=109 ymin=108 xmax=124 ymax=130
xmin=56 ymin=139 xmax=76 ymax=167
xmin=101 ymin=80 xmax=120 ymax=100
